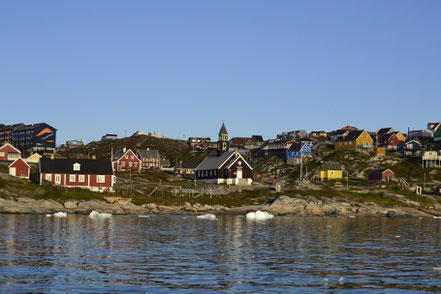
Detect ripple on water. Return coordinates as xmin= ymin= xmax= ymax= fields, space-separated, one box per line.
xmin=0 ymin=215 xmax=441 ymax=293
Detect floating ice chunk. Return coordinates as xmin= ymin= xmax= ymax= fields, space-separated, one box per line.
xmin=54 ymin=212 xmax=67 ymax=218
xmin=349 ymin=215 xmax=356 ymax=218
xmin=138 ymin=215 xmax=149 ymax=218
xmin=246 ymin=210 xmax=274 ymax=221
xmin=395 ymin=235 xmax=401 ymax=238
xmin=46 ymin=214 xmax=51 ymax=217
xmin=338 ymin=276 xmax=344 ymax=285
xmin=433 ymin=216 xmax=441 ymax=219
xmin=322 ymin=278 xmax=328 ymax=282
xmin=433 ymin=267 xmax=441 ymax=273
xmin=197 ymin=214 xmax=217 ymax=220
xmin=89 ymin=210 xmax=112 ymax=219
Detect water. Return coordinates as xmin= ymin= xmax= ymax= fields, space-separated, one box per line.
xmin=1 ymin=215 xmax=441 ymax=293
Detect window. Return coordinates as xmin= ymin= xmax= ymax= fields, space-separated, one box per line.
xmin=70 ymin=175 xmax=76 ymax=182
xmin=129 ymin=162 xmax=133 ymax=167
xmin=121 ymin=161 xmax=125 ymax=167
xmin=79 ymin=175 xmax=85 ymax=183
xmin=125 ymin=155 xmax=128 ymax=159
xmin=45 ymin=174 xmax=52 ymax=181
xmin=134 ymin=162 xmax=138 ymax=166
xmin=131 ymin=156 xmax=134 ymax=160
xmin=73 ymin=163 xmax=81 ymax=171
xmin=0 ymin=152 xmax=4 ymax=157
xmin=330 ymin=171 xmax=334 ymax=175
xmin=97 ymin=175 xmax=105 ymax=183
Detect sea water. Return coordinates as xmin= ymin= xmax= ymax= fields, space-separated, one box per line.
xmin=0 ymin=214 xmax=441 ymax=293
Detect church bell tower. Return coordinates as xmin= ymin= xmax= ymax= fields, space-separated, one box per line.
xmin=217 ymin=122 xmax=229 ymax=157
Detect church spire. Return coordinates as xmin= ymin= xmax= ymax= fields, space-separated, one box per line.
xmin=217 ymin=122 xmax=229 ymax=157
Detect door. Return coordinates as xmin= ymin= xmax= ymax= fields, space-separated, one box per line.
xmin=237 ymin=169 xmax=243 ymax=179
xmin=55 ymin=174 xmax=61 ymax=185
xmin=9 ymin=167 xmax=16 ymax=177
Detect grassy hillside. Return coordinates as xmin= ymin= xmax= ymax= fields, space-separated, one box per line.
xmin=58 ymin=135 xmax=209 ymax=165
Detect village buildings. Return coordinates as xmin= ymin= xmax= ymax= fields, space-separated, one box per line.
xmin=368 ymin=169 xmax=396 ymax=182
xmin=334 ymin=130 xmax=373 ymax=150
xmin=195 ymin=123 xmax=253 ymax=185
xmin=136 ymin=148 xmax=161 ymax=170
xmin=112 ymin=148 xmax=142 ymax=171
xmin=8 ymin=157 xmax=30 ymax=179
xmin=39 ymin=158 xmax=115 ymax=192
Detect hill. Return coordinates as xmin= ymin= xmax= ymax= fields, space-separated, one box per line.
xmin=58 ymin=135 xmax=210 ymax=166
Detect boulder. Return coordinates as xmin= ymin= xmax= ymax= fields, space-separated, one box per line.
xmin=64 ymin=200 xmax=79 ymax=209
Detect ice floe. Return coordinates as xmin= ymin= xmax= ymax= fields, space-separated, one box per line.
xmin=197 ymin=214 xmax=217 ymax=220
xmin=246 ymin=210 xmax=274 ymax=221
xmin=89 ymin=210 xmax=112 ymax=219
xmin=53 ymin=212 xmax=67 ymax=218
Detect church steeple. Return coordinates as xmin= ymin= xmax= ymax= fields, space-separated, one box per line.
xmin=217 ymin=122 xmax=229 ymax=156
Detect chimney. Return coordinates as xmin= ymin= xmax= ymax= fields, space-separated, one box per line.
xmin=147 ymin=148 xmax=149 ymax=151
xmin=123 ymin=147 xmax=126 ymax=153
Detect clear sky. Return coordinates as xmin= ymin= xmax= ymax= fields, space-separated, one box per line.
xmin=1 ymin=1 xmax=440 ymax=144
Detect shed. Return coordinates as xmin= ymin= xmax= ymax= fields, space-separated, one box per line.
xmin=9 ymin=157 xmax=30 ymax=179
xmin=368 ymin=169 xmax=395 ymax=182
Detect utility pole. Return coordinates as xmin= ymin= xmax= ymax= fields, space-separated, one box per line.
xmin=346 ymin=171 xmax=349 ymax=190
xmin=300 ymin=157 xmax=303 ymax=180
xmin=424 ymin=173 xmax=426 ymax=192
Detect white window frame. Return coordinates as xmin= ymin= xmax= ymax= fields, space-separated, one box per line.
xmin=79 ymin=175 xmax=85 ymax=183
xmin=0 ymin=152 xmax=4 ymax=157
xmin=97 ymin=175 xmax=105 ymax=183
xmin=70 ymin=175 xmax=76 ymax=182
xmin=55 ymin=174 xmax=61 ymax=184
xmin=46 ymin=174 xmax=52 ymax=181
xmin=73 ymin=163 xmax=81 ymax=171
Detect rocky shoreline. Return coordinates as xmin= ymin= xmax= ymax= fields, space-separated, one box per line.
xmin=0 ymin=195 xmax=438 ymax=217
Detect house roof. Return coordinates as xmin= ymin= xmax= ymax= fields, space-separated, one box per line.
xmin=160 ymin=159 xmax=170 ymax=166
xmin=8 ymin=157 xmax=30 ymax=169
xmin=40 ymin=158 xmax=113 ymax=175
xmin=322 ymin=161 xmax=342 ymax=170
xmin=251 ymin=135 xmax=264 ymax=142
xmin=179 ymin=162 xmax=199 ymax=169
xmin=0 ymin=143 xmax=21 ymax=153
xmin=287 ymin=142 xmax=302 ymax=152
xmin=219 ymin=123 xmax=228 ymax=135
xmin=369 ymin=169 xmax=394 ymax=175
xmin=335 ymin=130 xmax=364 ymax=142
xmin=230 ymin=137 xmax=250 ymax=146
xmin=379 ymin=133 xmax=395 ymax=142
xmin=341 ymin=125 xmax=358 ymax=131
xmin=377 ymin=127 xmax=394 ymax=137
xmin=112 ymin=149 xmax=139 ymax=162
xmin=137 ymin=149 xmax=160 ymax=159
xmin=195 ymin=151 xmax=235 ymax=171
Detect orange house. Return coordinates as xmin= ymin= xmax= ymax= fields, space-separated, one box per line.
xmin=335 ymin=130 xmax=373 ymax=150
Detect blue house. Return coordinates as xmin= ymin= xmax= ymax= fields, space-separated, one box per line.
xmin=286 ymin=142 xmax=312 ymax=165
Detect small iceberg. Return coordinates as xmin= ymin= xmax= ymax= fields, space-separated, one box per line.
xmin=338 ymin=276 xmax=345 ymax=285
xmin=54 ymin=212 xmax=67 ymax=218
xmin=197 ymin=214 xmax=217 ymax=220
xmin=138 ymin=215 xmax=149 ymax=218
xmin=246 ymin=210 xmax=274 ymax=221
xmin=433 ymin=216 xmax=441 ymax=219
xmin=89 ymin=210 xmax=112 ymax=219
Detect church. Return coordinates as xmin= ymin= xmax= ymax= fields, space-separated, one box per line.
xmin=195 ymin=123 xmax=253 ymax=185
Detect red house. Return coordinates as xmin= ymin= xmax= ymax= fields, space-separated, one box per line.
xmin=0 ymin=143 xmax=21 ymax=161
xmin=136 ymin=148 xmax=161 ymax=170
xmin=368 ymin=169 xmax=395 ymax=182
xmin=39 ymin=158 xmax=114 ymax=192
xmin=112 ymin=148 xmax=141 ymax=171
xmin=378 ymin=133 xmax=401 ymax=150
xmin=8 ymin=157 xmax=30 ymax=179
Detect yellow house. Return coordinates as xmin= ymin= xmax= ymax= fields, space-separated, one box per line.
xmin=394 ymin=131 xmax=406 ymax=142
xmin=335 ymin=130 xmax=373 ymax=150
xmin=319 ymin=162 xmax=343 ymax=181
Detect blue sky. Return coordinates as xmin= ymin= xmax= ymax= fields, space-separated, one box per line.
xmin=1 ymin=1 xmax=440 ymax=144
